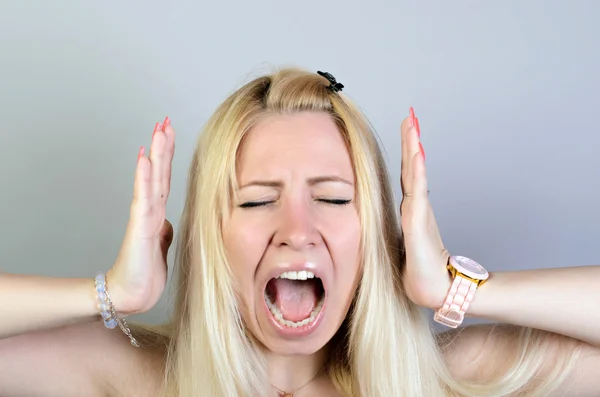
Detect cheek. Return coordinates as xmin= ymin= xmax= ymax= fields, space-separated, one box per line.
xmin=223 ymin=218 xmax=270 ymax=302
xmin=328 ymin=211 xmax=362 ymax=286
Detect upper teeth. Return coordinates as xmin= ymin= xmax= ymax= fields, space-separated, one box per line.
xmin=276 ymin=270 xmax=315 ymax=280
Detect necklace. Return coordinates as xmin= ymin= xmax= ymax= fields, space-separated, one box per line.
xmin=270 ymin=366 xmax=325 ymax=397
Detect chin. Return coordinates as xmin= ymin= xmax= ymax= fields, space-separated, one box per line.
xmin=255 ymin=317 xmax=342 ymax=357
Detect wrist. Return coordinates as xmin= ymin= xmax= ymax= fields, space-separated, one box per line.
xmin=463 ymin=271 xmax=500 ymax=319
xmin=78 ymin=276 xmax=106 ymax=318
xmin=432 ymin=276 xmax=453 ymax=310
xmin=433 ymin=255 xmax=490 ymax=328
xmin=405 ymin=273 xmax=452 ymax=310
xmin=95 ymin=271 xmax=141 ymax=347
xmin=104 ymin=269 xmax=136 ymax=316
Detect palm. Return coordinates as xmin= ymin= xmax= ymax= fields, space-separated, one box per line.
xmin=109 ymin=118 xmax=175 ymax=315
xmin=399 ymin=110 xmax=450 ymax=309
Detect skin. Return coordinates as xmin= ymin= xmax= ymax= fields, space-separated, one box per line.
xmin=2 ymin=110 xmax=599 ymax=397
xmin=222 ymin=112 xmax=361 ymax=395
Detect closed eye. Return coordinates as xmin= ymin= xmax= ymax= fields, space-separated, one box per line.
xmin=238 ymin=198 xmax=352 ymax=209
xmin=317 ymin=199 xmax=352 ymax=205
xmin=238 ymin=201 xmax=274 ymax=208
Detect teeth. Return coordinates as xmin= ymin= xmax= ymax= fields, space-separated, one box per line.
xmin=264 ymin=293 xmax=324 ymax=328
xmin=276 ymin=270 xmax=315 ymax=280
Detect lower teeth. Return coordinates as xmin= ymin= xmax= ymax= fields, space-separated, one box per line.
xmin=264 ymin=294 xmax=324 ymax=328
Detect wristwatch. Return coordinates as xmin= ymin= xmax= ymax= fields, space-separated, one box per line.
xmin=433 ymin=255 xmax=489 ymax=328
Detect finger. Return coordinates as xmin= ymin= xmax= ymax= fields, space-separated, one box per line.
xmin=131 ymin=146 xmax=152 ymax=222
xmin=162 ymin=120 xmax=175 ymax=202
xmin=149 ymin=121 xmax=167 ymax=201
xmin=400 ymin=109 xmax=414 ymax=192
xmin=400 ymin=118 xmax=412 ymax=191
xmin=401 ymin=148 xmax=429 ymax=230
xmin=410 ymin=146 xmax=429 ymax=209
xmin=404 ymin=121 xmax=421 ymax=195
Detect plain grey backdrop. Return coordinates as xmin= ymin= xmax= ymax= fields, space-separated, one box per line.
xmin=1 ymin=1 xmax=598 ymax=326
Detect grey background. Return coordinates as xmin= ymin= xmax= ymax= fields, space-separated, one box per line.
xmin=1 ymin=1 xmax=598 ymax=326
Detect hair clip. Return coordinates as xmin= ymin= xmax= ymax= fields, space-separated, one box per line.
xmin=317 ymin=71 xmax=344 ymax=93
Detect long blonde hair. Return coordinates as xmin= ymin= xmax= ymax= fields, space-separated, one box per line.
xmin=134 ymin=67 xmax=579 ymax=396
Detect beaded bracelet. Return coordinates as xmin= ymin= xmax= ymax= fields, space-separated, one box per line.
xmin=94 ymin=272 xmax=140 ymax=348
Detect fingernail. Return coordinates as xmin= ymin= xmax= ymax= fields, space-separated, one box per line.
xmin=415 ymin=117 xmax=420 ymax=137
xmin=153 ymin=122 xmax=161 ymax=135
xmin=419 ymin=142 xmax=425 ymax=162
xmin=409 ymin=107 xmax=416 ymax=126
xmin=138 ymin=146 xmax=145 ymax=160
xmin=162 ymin=116 xmax=170 ymax=129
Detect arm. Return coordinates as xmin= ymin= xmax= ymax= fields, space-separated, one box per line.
xmin=1 ymin=116 xmax=175 ymax=341
xmin=0 ymin=319 xmax=163 ymax=397
xmin=0 ymin=272 xmax=136 ymax=396
xmin=0 ymin=273 xmax=116 ymax=396
xmin=398 ymin=110 xmax=600 ymax=347
xmin=435 ymin=265 xmax=600 ymax=395
xmin=468 ymin=265 xmax=600 ymax=347
xmin=0 ymin=273 xmax=99 ymax=339
xmin=439 ymin=323 xmax=600 ymax=397
xmin=442 ymin=265 xmax=600 ymax=395
xmin=398 ymin=110 xmax=600 ymax=393
xmin=0 ymin=117 xmax=174 ymax=397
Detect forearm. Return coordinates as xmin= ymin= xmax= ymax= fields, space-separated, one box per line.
xmin=468 ymin=265 xmax=600 ymax=347
xmin=0 ymin=273 xmax=99 ymax=339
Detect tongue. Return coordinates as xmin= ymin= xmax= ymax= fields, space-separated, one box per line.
xmin=270 ymin=279 xmax=318 ymax=322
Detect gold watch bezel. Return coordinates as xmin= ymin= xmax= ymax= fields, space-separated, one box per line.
xmin=446 ymin=263 xmax=488 ymax=287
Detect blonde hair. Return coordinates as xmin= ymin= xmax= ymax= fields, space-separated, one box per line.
xmin=133 ymin=67 xmax=579 ymax=396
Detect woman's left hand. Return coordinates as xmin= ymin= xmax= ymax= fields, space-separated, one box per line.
xmin=399 ymin=108 xmax=452 ymax=310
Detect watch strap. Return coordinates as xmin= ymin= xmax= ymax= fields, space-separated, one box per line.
xmin=433 ymin=274 xmax=478 ymax=328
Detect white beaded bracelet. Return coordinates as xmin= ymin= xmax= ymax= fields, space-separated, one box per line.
xmin=94 ymin=272 xmax=140 ymax=348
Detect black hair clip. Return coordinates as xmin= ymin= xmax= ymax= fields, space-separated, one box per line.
xmin=317 ymin=71 xmax=344 ymax=93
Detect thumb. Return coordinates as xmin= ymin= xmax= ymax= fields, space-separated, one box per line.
xmin=159 ymin=220 xmax=174 ymax=260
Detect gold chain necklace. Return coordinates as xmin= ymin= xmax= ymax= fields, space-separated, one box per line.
xmin=270 ymin=366 xmax=325 ymax=397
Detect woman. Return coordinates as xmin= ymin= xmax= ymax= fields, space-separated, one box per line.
xmin=0 ymin=68 xmax=598 ymax=396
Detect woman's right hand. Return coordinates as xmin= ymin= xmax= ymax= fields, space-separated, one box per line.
xmin=106 ymin=117 xmax=176 ymax=315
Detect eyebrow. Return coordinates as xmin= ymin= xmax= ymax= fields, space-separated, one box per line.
xmin=239 ymin=175 xmax=354 ymax=189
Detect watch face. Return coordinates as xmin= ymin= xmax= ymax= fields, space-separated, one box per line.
xmin=451 ymin=255 xmax=488 ymax=278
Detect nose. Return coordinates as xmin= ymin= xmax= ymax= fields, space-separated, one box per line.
xmin=272 ymin=198 xmax=320 ymax=250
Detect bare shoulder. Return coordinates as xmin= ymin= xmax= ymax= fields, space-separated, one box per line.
xmin=0 ymin=320 xmax=166 ymax=397
xmin=436 ymin=323 xmax=600 ymax=395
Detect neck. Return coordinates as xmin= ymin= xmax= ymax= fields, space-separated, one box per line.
xmin=265 ymin=346 xmax=328 ymax=395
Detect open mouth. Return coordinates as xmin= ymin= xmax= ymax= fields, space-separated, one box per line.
xmin=264 ymin=270 xmax=326 ymax=329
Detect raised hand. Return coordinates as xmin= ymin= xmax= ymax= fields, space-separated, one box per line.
xmin=400 ymin=108 xmax=451 ymax=310
xmin=106 ymin=117 xmax=175 ymax=315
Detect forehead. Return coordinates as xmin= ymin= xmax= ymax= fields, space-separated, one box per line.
xmin=237 ymin=112 xmax=354 ymax=180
